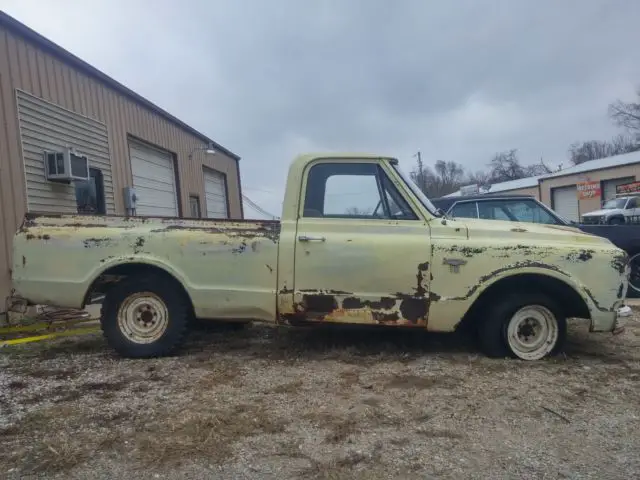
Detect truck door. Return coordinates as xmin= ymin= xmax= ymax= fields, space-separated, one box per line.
xmin=626 ymin=196 xmax=640 ymax=221
xmin=292 ymin=160 xmax=433 ymax=326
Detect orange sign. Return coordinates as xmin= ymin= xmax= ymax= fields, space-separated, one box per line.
xmin=577 ymin=181 xmax=601 ymax=199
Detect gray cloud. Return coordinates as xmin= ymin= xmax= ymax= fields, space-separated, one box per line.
xmin=4 ymin=0 xmax=640 ymax=216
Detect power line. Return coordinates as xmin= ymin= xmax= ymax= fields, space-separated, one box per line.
xmin=242 ymin=193 xmax=279 ymax=219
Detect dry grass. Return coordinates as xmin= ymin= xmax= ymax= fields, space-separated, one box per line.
xmin=1 ymin=314 xmax=640 ymax=479
xmin=134 ymin=403 xmax=289 ymax=467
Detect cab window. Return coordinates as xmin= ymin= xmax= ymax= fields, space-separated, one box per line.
xmin=302 ymin=162 xmax=418 ymax=220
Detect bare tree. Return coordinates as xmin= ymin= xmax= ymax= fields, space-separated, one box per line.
xmin=410 ymin=157 xmax=465 ymax=198
xmin=466 ymin=170 xmax=491 ymax=188
xmin=609 ymin=88 xmax=640 ymax=139
xmin=488 ymin=149 xmax=527 ymax=182
xmin=568 ymin=134 xmax=640 ymax=165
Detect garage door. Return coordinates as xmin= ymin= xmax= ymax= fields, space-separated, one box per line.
xmin=552 ymin=185 xmax=579 ymax=222
xmin=203 ymin=168 xmax=228 ymax=218
xmin=129 ymin=140 xmax=178 ymax=217
xmin=603 ymin=176 xmax=635 ymax=201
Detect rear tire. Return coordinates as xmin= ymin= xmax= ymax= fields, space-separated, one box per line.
xmin=478 ymin=293 xmax=567 ymax=360
xmin=101 ymin=275 xmax=189 ymax=358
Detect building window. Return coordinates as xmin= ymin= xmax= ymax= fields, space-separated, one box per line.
xmin=75 ymin=167 xmax=106 ymax=214
xmin=189 ymin=195 xmax=201 ymax=218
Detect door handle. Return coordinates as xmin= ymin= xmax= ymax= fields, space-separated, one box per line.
xmin=298 ymin=235 xmax=326 ymax=242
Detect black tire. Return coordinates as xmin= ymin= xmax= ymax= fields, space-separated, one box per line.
xmin=478 ymin=292 xmax=567 ymax=360
xmin=100 ymin=275 xmax=190 ymax=358
xmin=609 ymin=217 xmax=625 ymax=225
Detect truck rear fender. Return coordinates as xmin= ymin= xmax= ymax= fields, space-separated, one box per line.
xmin=82 ymin=255 xmax=195 ymax=313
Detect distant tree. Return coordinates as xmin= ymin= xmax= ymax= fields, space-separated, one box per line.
xmin=609 ymin=88 xmax=640 ymax=140
xmin=466 ymin=170 xmax=492 ymax=188
xmin=411 ymin=157 xmax=465 ymax=198
xmin=568 ymin=134 xmax=640 ymax=165
xmin=488 ymin=149 xmax=527 ymax=182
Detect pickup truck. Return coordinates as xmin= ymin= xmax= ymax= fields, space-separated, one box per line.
xmin=11 ymin=153 xmax=630 ymax=361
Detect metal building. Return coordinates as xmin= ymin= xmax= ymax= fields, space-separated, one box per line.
xmin=0 ymin=11 xmax=243 ymax=313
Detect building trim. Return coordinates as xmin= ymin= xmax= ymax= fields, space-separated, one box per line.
xmin=540 ymin=161 xmax=640 ymax=182
xmin=0 ymin=10 xmax=241 ymax=162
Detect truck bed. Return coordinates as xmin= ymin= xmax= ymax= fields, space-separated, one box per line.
xmin=12 ymin=213 xmax=281 ymax=321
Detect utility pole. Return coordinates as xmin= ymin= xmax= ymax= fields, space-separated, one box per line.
xmin=413 ymin=151 xmax=424 ymax=190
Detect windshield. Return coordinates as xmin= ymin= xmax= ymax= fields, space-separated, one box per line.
xmin=602 ymin=198 xmax=627 ymax=209
xmin=391 ymin=162 xmax=440 ymax=216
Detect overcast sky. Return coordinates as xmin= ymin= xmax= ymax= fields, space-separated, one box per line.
xmin=3 ymin=0 xmax=640 ymax=218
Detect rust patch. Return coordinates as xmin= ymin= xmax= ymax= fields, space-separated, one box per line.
xmin=133 ymin=236 xmax=145 ymax=254
xmin=83 ymin=238 xmax=114 ymax=248
xmin=441 ymin=245 xmax=486 ymax=258
xmin=511 ymin=227 xmax=527 ymax=233
xmin=21 ymin=256 xmax=26 ymax=267
xmin=232 ymin=240 xmax=248 ymax=254
xmin=566 ymin=249 xmax=594 ymax=262
xmin=611 ymin=253 xmax=628 ymax=274
xmin=302 ymin=294 xmax=338 ymax=313
xmin=152 ymin=222 xmax=281 ymax=243
xmin=265 ymin=264 xmax=273 ymax=273
xmin=342 ymin=296 xmax=396 ymax=310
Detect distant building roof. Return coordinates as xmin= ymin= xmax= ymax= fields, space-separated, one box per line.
xmin=540 ymin=148 xmax=640 ymax=180
xmin=444 ymin=175 xmax=543 ymax=197
xmin=444 ymin=149 xmax=640 ymax=197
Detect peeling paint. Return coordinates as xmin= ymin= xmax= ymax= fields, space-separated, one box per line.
xmin=566 ymin=249 xmax=595 ymax=262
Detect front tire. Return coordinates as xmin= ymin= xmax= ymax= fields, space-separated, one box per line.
xmin=101 ymin=275 xmax=190 ymax=358
xmin=609 ymin=217 xmax=625 ymax=225
xmin=479 ymin=293 xmax=567 ymax=360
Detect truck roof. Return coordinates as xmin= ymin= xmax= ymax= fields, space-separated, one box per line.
xmin=290 ymin=153 xmax=398 ymax=169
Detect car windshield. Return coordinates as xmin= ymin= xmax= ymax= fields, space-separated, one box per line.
xmin=602 ymin=198 xmax=627 ymax=209
xmin=391 ymin=162 xmax=440 ymax=216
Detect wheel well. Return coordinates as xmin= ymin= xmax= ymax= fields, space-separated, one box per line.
xmin=83 ymin=263 xmax=195 ymax=314
xmin=460 ymin=273 xmax=590 ymax=329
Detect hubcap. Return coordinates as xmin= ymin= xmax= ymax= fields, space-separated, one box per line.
xmin=506 ymin=305 xmax=559 ymax=361
xmin=117 ymin=292 xmax=169 ymax=344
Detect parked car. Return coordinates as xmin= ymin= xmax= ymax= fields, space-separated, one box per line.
xmin=581 ymin=195 xmax=640 ymax=225
xmin=11 ymin=154 xmax=629 ymax=361
xmin=431 ymin=194 xmax=569 ymax=226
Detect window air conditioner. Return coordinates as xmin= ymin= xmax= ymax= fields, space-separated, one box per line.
xmin=44 ymin=147 xmax=90 ymax=182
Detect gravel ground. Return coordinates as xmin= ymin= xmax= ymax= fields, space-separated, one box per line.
xmin=1 ymin=312 xmax=640 ymax=480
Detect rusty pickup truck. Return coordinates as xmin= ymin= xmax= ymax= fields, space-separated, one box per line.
xmin=11 ymin=153 xmax=630 ymax=361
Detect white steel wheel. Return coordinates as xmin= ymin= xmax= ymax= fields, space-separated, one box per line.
xmin=117 ymin=292 xmax=169 ymax=344
xmin=505 ymin=305 xmax=559 ymax=361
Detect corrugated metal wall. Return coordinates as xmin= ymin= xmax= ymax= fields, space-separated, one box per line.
xmin=0 ymin=24 xmax=242 ymax=307
xmin=17 ymin=90 xmax=115 ymax=214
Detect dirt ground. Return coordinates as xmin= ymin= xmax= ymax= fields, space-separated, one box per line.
xmin=1 ymin=311 xmax=640 ymax=480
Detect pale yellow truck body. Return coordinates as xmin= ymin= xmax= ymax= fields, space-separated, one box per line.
xmin=11 ymin=153 xmax=630 ymax=359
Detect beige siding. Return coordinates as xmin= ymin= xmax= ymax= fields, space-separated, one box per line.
xmin=540 ymin=164 xmax=640 ymax=215
xmin=16 ymin=90 xmax=115 ymax=214
xmin=0 ymin=23 xmax=242 ymax=307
